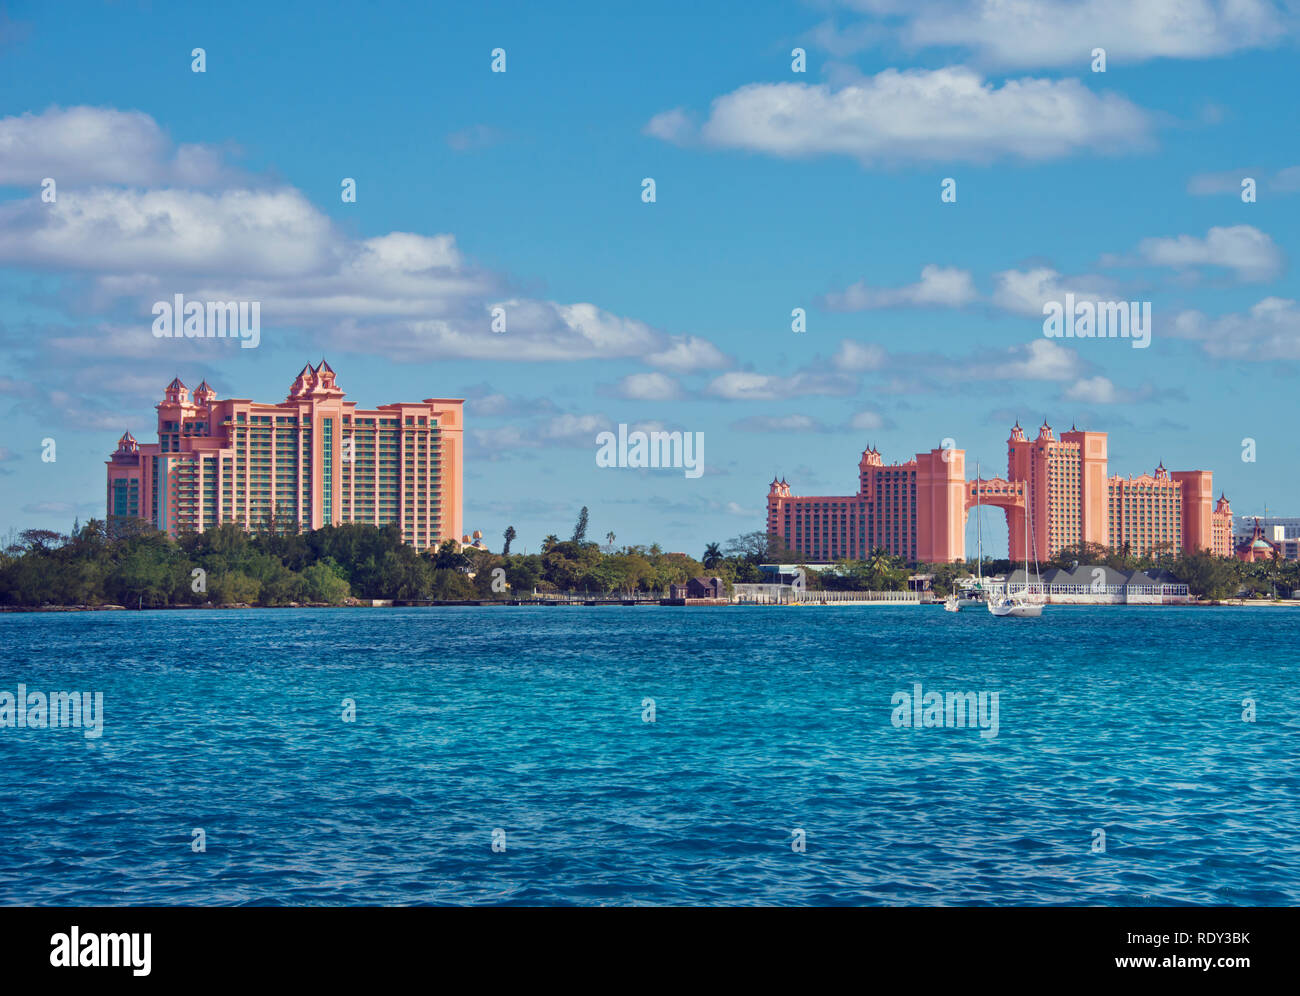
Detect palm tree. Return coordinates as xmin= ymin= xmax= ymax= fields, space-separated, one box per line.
xmin=702 ymin=542 xmax=722 ymax=569
xmin=865 ymin=546 xmax=900 ymax=589
xmin=605 ymin=531 xmax=616 ymax=554
xmin=542 ymin=534 xmax=559 ymax=554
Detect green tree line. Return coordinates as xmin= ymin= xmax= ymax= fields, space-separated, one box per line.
xmin=2 ymin=515 xmax=1292 ymax=608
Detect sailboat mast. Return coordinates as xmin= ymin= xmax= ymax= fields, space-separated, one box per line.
xmin=976 ymin=461 xmax=982 ymax=584
xmin=1023 ymin=486 xmax=1029 ymax=594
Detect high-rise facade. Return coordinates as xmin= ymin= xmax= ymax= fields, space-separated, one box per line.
xmin=766 ymin=422 xmax=1232 ymax=563
xmin=106 ymin=362 xmax=463 ymax=550
xmin=1006 ymin=421 xmax=1231 ymax=560
xmin=765 ymin=445 xmax=965 ymax=563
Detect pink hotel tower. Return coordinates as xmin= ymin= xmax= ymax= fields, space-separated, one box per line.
xmin=767 ymin=421 xmax=1234 ymax=564
xmin=106 ymin=362 xmax=463 ymax=550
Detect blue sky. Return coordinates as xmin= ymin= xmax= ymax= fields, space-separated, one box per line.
xmin=1 ymin=0 xmax=1297 ymax=557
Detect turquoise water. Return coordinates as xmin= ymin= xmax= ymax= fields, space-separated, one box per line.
xmin=0 ymin=606 xmax=1296 ymax=906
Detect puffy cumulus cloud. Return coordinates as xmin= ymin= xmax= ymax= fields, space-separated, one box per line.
xmin=642 ymin=108 xmax=695 ymax=144
xmin=0 ymin=186 xmax=339 ymax=277
xmin=949 ymin=339 xmax=1085 ymax=382
xmin=312 ymin=302 xmax=663 ymax=364
xmin=832 ymin=340 xmax=888 ymax=371
xmin=820 ymin=0 xmax=1291 ymax=69
xmin=0 ymin=107 xmax=731 ymax=368
xmin=991 ymin=268 xmax=1121 ymax=316
xmin=821 ymin=265 xmax=977 ymax=311
xmin=706 ymin=370 xmax=858 ymax=401
xmin=0 ymin=105 xmax=231 ymax=187
xmin=649 ymin=68 xmax=1151 ymax=165
xmin=613 ymin=372 xmax=682 ymax=401
xmin=1169 ymin=297 xmax=1300 ymax=359
xmin=1132 ymin=225 xmax=1283 ymax=282
xmin=997 ymin=339 xmax=1085 ymax=380
xmin=644 ymin=335 xmax=731 ymax=372
xmin=1063 ymin=376 xmax=1128 ymax=404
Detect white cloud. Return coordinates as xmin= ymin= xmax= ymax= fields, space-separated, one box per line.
xmin=642 ymin=108 xmax=695 ymax=144
xmin=540 ymin=413 xmax=610 ymax=441
xmin=469 ymin=393 xmax=512 ymax=416
xmin=0 ymin=186 xmax=338 ymax=277
xmin=833 ymin=339 xmax=888 ymax=370
xmin=650 ymin=67 xmax=1151 ymax=164
xmin=822 ymin=264 xmax=976 ymax=310
xmin=616 ymin=372 xmax=682 ymax=400
xmin=825 ymin=0 xmax=1293 ymax=69
xmin=991 ymin=267 xmax=1120 ymax=316
xmin=644 ymin=334 xmax=731 ymax=372
xmin=849 ymin=410 xmax=887 ymax=430
xmin=955 ymin=339 xmax=1084 ymax=382
xmin=1170 ymin=297 xmax=1300 ymax=359
xmin=471 ymin=425 xmax=532 ymax=451
xmin=1277 ymin=167 xmax=1300 ymax=192
xmin=465 ymin=391 xmax=561 ymax=417
xmin=1064 ymin=376 xmax=1127 ymax=404
xmin=706 ymin=370 xmax=857 ymax=401
xmin=0 ymin=105 xmax=229 ymax=186
xmin=1133 ymin=225 xmax=1283 ymax=282
xmin=470 ymin=412 xmax=613 ymax=452
xmin=0 ymin=107 xmax=733 ymax=368
xmin=732 ymin=414 xmax=828 ymax=433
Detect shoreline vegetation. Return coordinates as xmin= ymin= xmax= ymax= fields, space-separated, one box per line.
xmin=2 ymin=514 xmax=1296 ymax=613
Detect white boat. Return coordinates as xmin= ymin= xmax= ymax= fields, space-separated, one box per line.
xmin=989 ymin=462 xmax=1046 ymax=619
xmin=988 ymin=590 xmax=1044 ymax=617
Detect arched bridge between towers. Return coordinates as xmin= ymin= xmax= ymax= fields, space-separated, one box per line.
xmin=965 ymin=477 xmax=1026 ymax=520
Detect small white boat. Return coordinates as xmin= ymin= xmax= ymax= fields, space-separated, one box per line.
xmin=943 ymin=596 xmax=961 ymax=612
xmin=988 ymin=591 xmax=1043 ymax=618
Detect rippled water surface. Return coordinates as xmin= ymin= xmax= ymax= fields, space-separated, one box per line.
xmin=1 ymin=605 xmax=1297 ymax=905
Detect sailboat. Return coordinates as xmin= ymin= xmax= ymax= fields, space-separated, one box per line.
xmin=945 ymin=462 xmax=988 ymax=613
xmin=989 ymin=477 xmax=1045 ymax=618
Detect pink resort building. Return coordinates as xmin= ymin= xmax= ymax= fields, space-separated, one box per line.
xmin=765 ymin=445 xmax=966 ymax=564
xmin=106 ymin=362 xmax=463 ymax=550
xmin=767 ymin=421 xmax=1233 ymax=563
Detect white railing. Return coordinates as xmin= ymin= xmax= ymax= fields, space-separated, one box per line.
xmin=983 ymin=582 xmax=1189 ymax=598
xmin=733 ymin=586 xmax=920 ymax=605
